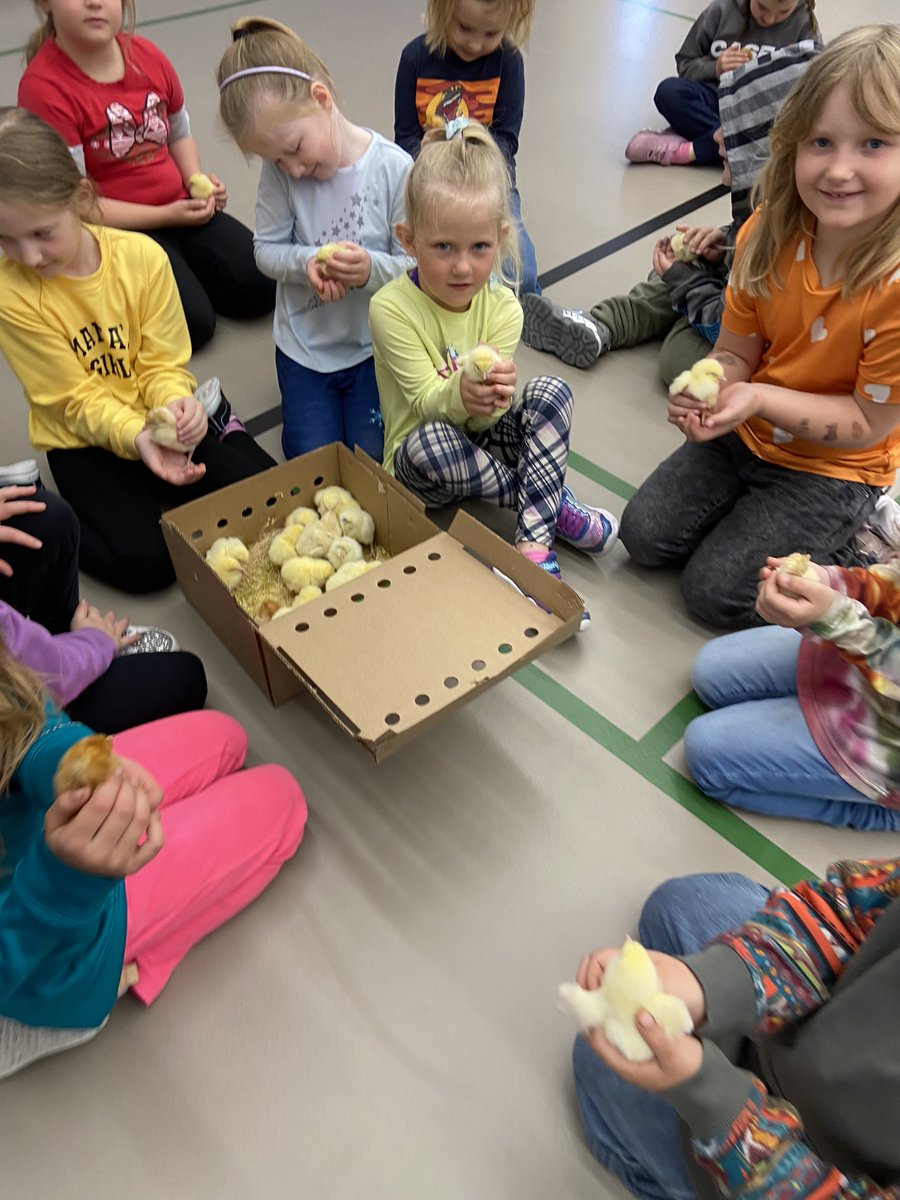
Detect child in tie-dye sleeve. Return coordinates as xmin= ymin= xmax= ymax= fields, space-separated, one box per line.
xmin=684 ymin=552 xmax=900 ymax=829
xmin=619 ymin=25 xmax=900 ymax=630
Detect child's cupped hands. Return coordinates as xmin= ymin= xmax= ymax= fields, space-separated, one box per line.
xmin=675 ymin=224 xmax=726 ymax=262
xmin=306 ymin=255 xmax=349 ymax=303
xmin=652 ymin=237 xmax=676 ymax=276
xmin=586 ymin=1013 xmax=704 ymax=1093
xmin=207 ymin=172 xmax=228 ymax=212
xmin=756 ymin=557 xmax=836 ymax=628
xmin=674 ymin=381 xmax=760 ymax=442
xmin=45 ymin=767 xmax=165 ymax=878
xmin=166 ymin=196 xmax=216 ymax=227
xmin=168 ymin=395 xmax=207 ymax=448
xmin=135 ymin=429 xmax=207 ymax=487
xmin=460 ymin=358 xmax=517 ymax=417
xmin=716 ymin=44 xmax=752 ymax=76
xmin=576 ymin=948 xmax=707 ymax=1027
xmin=319 ymin=242 xmax=372 ymax=290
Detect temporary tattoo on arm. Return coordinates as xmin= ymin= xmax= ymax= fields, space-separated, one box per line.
xmin=713 ymin=352 xmax=740 ymax=367
xmin=798 ymin=418 xmax=810 ymax=434
xmin=851 ymin=421 xmax=865 ymax=440
xmin=823 ymin=423 xmax=838 ymax=442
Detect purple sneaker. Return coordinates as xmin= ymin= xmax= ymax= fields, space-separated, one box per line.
xmin=555 ymin=486 xmax=618 ymax=556
xmin=625 ymin=129 xmax=690 ymax=166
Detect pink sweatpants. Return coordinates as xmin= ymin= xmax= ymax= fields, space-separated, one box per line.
xmin=112 ymin=710 xmax=307 ymax=1005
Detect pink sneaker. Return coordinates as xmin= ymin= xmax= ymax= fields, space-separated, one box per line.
xmin=625 ymin=129 xmax=690 ymax=166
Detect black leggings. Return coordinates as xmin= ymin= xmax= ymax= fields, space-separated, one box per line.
xmin=67 ymin=651 xmax=208 ymax=734
xmin=0 ymin=487 xmax=80 ymax=632
xmin=48 ymin=431 xmax=276 ymax=593
xmin=148 ymin=212 xmax=276 ymax=351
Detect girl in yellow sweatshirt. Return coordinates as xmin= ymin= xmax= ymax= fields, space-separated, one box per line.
xmin=0 ymin=108 xmax=273 ymax=593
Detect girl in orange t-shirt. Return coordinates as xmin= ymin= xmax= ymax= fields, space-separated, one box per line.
xmin=620 ymin=24 xmax=900 ymax=629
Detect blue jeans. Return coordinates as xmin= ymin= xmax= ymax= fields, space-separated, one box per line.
xmin=685 ymin=627 xmax=900 ymax=830
xmin=572 ymin=873 xmax=769 ymax=1200
xmin=275 ymin=349 xmax=384 ymax=462
xmin=653 ymin=78 xmax=721 ymax=165
xmin=509 ymin=186 xmax=540 ymax=295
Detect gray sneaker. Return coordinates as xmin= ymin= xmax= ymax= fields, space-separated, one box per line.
xmin=0 ymin=459 xmax=40 ymax=487
xmin=119 ymin=625 xmax=180 ymax=655
xmin=522 ymin=294 xmax=611 ymax=369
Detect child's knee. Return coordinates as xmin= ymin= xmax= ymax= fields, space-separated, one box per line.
xmin=679 ymin=559 xmax=758 ymax=629
xmin=521 ymin=375 xmax=573 ymax=423
xmin=618 ymin=499 xmax=668 ymax=566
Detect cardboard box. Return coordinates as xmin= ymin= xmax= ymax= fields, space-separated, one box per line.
xmin=162 ymin=444 xmax=583 ymax=761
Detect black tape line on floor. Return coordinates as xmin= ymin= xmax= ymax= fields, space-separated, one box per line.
xmin=536 ymin=183 xmax=730 ymax=289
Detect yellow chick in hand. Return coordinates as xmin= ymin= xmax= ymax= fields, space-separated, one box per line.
xmin=669 ymin=358 xmax=725 ymax=408
xmin=187 ymin=172 xmax=216 ymax=200
xmin=144 ymin=406 xmax=190 ymax=453
xmin=670 ymin=231 xmax=699 ymax=264
xmin=557 ymin=937 xmax=693 ymax=1062
xmin=460 ymin=343 xmax=502 ymax=381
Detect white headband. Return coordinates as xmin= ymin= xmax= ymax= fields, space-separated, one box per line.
xmin=219 ymin=66 xmax=313 ymax=92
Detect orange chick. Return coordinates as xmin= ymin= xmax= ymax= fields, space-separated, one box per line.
xmin=53 ymin=735 xmax=122 ymax=796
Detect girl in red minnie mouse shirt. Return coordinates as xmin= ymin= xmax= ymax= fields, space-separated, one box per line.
xmin=19 ymin=0 xmax=274 ymax=351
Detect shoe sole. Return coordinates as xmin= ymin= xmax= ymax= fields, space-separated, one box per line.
xmin=522 ymin=295 xmax=602 ymax=370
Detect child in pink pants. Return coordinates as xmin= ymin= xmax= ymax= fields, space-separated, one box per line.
xmin=117 ymin=709 xmax=307 ymax=1003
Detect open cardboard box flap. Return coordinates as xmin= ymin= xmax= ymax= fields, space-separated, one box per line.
xmin=162 ymin=444 xmax=582 ymax=761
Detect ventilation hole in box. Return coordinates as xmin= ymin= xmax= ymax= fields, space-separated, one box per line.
xmin=471 ymin=659 xmax=486 ymax=671
xmin=414 ymin=694 xmax=430 ymax=707
xmin=216 ymin=518 xmax=228 ymax=529
xmin=444 ymin=676 xmax=459 ymax=689
xmin=524 ymin=627 xmax=539 ymax=638
xmin=294 ymin=622 xmax=310 ymax=633
xmin=377 ymin=578 xmax=391 ymax=589
xmin=313 ymin=475 xmax=324 ymax=486
xmin=403 ymin=565 xmax=416 ymax=575
xmin=191 ymin=528 xmax=203 ymax=540
xmin=351 ymin=593 xmax=364 ymax=603
xmin=241 ymin=507 xmax=253 ymax=518
xmin=324 ymin=607 xmax=337 ymax=618
xmin=290 ymin=486 xmax=301 ymax=496
xmin=265 ymin=496 xmax=277 ymax=507
xmin=498 ymin=643 xmax=512 ymax=654
xmin=385 ymin=712 xmax=400 ymax=726
xmin=427 ymin=552 xmax=441 ymax=561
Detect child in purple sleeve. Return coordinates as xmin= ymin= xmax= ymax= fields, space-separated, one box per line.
xmin=394 ymin=0 xmax=540 ymax=293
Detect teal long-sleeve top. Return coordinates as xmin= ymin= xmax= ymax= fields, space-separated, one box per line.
xmin=1 ymin=708 xmax=125 ymax=1029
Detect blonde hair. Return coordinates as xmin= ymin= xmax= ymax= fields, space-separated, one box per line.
xmin=0 ymin=107 xmax=94 ymax=213
xmin=732 ymin=23 xmax=900 ymax=300
xmin=425 ymin=0 xmax=535 ymax=53
xmin=25 ymin=0 xmax=136 ymax=63
xmin=404 ymin=122 xmax=520 ymax=289
xmin=0 ymin=631 xmax=46 ymax=796
xmin=217 ymin=17 xmax=336 ymax=150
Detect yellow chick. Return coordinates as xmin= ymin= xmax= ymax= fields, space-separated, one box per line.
xmin=324 ymin=560 xmax=378 ymax=592
xmin=268 ymin=527 xmax=302 ymax=567
xmin=459 ymin=343 xmax=503 ymax=381
xmin=669 ymin=358 xmax=726 ymax=408
xmin=327 ymin=535 xmax=364 ymax=570
xmin=670 ymin=231 xmax=699 ymax=264
xmin=284 ymin=505 xmax=318 ymax=531
xmin=314 ymin=485 xmax=355 ymax=516
xmin=144 ymin=406 xmax=190 ymax=453
xmin=187 ymin=172 xmax=216 ymax=200
xmin=270 ymin=586 xmax=323 ymax=620
xmin=338 ymin=504 xmax=376 ymax=545
xmin=296 ymin=510 xmax=340 ymax=559
xmin=780 ymin=552 xmax=818 ymax=580
xmin=54 ymin=734 xmax=121 ymax=796
xmin=205 ymin=536 xmax=250 ymax=591
xmin=281 ymin=555 xmax=334 ymax=593
xmin=557 ymin=937 xmax=693 ymax=1063
xmin=315 ymin=242 xmax=340 ymax=263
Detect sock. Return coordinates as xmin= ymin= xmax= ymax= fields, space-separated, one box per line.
xmin=672 ymin=141 xmax=694 ymax=166
xmin=519 ymin=545 xmax=552 ymax=564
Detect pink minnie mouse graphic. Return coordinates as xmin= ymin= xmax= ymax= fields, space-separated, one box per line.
xmin=106 ymin=91 xmax=168 ymax=160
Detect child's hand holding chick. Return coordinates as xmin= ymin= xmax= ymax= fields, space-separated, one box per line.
xmin=46 ymin=763 xmax=164 ymax=878
xmin=165 ymin=396 xmax=208 ymax=450
xmin=675 ymin=224 xmax=727 ymax=263
xmin=70 ymin=599 xmax=140 ymax=653
xmin=756 ymin=555 xmax=836 ymax=628
xmin=459 ymin=356 xmax=517 ymax=417
xmin=317 ymin=242 xmax=372 ymax=290
xmin=716 ymin=43 xmax=753 ymax=76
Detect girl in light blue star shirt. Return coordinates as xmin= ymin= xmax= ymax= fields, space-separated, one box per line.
xmin=217 ymin=17 xmax=413 ymax=461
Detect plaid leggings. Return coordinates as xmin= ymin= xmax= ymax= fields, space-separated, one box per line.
xmin=394 ymin=375 xmax=573 ymax=546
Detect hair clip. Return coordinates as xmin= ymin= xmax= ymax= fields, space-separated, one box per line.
xmin=444 ymin=116 xmax=471 ymax=140
xmin=219 ymin=65 xmax=313 ymax=91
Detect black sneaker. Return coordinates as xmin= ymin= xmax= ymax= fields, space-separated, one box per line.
xmin=196 ymin=377 xmax=246 ymax=440
xmin=522 ymin=294 xmax=610 ymax=369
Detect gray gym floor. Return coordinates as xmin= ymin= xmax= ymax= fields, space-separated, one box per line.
xmin=1 ymin=3 xmax=898 ymax=1197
